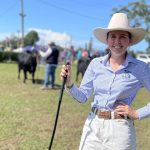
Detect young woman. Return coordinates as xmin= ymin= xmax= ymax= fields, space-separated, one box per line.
xmin=60 ymin=13 xmax=149 ymax=150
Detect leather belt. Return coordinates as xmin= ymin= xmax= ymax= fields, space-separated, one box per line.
xmin=92 ymin=108 xmax=130 ymax=120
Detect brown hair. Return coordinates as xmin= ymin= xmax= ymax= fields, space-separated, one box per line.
xmin=107 ymin=31 xmax=132 ymax=39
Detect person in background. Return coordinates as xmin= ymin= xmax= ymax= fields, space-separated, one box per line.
xmin=60 ymin=12 xmax=150 ymax=150
xmin=76 ymin=49 xmax=82 ymax=61
xmin=65 ymin=45 xmax=76 ymax=64
xmin=39 ymin=42 xmax=59 ymax=90
xmin=82 ymin=49 xmax=89 ymax=58
xmin=70 ymin=45 xmax=76 ymax=62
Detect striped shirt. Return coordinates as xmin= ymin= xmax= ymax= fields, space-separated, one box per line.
xmin=68 ymin=53 xmax=150 ymax=119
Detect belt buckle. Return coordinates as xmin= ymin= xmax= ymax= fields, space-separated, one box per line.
xmin=111 ymin=112 xmax=115 ymax=119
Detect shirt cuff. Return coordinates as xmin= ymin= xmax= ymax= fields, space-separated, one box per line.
xmin=65 ymin=84 xmax=79 ymax=99
xmin=65 ymin=83 xmax=74 ymax=92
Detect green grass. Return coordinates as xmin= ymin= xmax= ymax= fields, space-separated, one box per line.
xmin=0 ymin=62 xmax=150 ymax=150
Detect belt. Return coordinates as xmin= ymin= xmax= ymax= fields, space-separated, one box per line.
xmin=92 ymin=108 xmax=130 ymax=120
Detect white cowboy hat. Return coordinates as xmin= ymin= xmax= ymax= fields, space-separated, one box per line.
xmin=93 ymin=13 xmax=146 ymax=46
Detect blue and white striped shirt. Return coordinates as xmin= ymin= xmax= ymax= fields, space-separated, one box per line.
xmin=68 ymin=54 xmax=150 ymax=119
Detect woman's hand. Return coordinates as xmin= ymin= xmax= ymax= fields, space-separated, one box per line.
xmin=60 ymin=64 xmax=73 ymax=87
xmin=114 ymin=102 xmax=139 ymax=120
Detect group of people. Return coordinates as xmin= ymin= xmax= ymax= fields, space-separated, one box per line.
xmin=60 ymin=46 xmax=92 ymax=64
xmin=60 ymin=12 xmax=150 ymax=150
xmin=38 ymin=43 xmax=95 ymax=90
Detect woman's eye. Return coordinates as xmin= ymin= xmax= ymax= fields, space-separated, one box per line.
xmin=117 ymin=36 xmax=128 ymax=39
xmin=110 ymin=35 xmax=116 ymax=39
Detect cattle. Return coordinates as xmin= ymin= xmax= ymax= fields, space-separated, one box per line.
xmin=17 ymin=51 xmax=37 ymax=83
xmin=76 ymin=57 xmax=92 ymax=82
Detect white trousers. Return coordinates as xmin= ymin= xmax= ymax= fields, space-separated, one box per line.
xmin=79 ymin=112 xmax=136 ymax=150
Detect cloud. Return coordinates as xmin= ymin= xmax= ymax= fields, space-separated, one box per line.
xmin=0 ymin=29 xmax=79 ymax=48
xmin=0 ymin=33 xmax=12 ymax=41
xmin=0 ymin=28 xmax=106 ymax=51
xmin=28 ymin=28 xmax=71 ymax=47
xmin=29 ymin=28 xmax=107 ymax=50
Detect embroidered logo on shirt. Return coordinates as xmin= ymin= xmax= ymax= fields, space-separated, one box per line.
xmin=122 ymin=70 xmax=130 ymax=78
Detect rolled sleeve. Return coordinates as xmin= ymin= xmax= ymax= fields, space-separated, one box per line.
xmin=65 ymin=59 xmax=95 ymax=103
xmin=136 ymin=63 xmax=150 ymax=119
xmin=140 ymin=64 xmax=150 ymax=91
xmin=136 ymin=103 xmax=150 ymax=119
xmin=65 ymin=84 xmax=87 ymax=103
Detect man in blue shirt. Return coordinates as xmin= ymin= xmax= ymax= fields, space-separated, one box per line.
xmin=60 ymin=13 xmax=149 ymax=150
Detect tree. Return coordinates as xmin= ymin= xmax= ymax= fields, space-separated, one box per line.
xmin=112 ymin=0 xmax=150 ymax=52
xmin=24 ymin=30 xmax=39 ymax=46
xmin=0 ymin=35 xmax=19 ymax=50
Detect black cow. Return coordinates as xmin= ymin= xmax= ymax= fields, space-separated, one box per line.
xmin=76 ymin=57 xmax=92 ymax=82
xmin=18 ymin=51 xmax=37 ymax=83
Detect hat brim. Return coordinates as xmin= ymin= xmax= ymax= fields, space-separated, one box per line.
xmin=93 ymin=27 xmax=146 ymax=46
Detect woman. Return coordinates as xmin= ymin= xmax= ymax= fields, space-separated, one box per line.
xmin=60 ymin=13 xmax=150 ymax=150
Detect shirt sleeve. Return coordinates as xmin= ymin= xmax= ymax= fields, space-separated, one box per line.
xmin=136 ymin=103 xmax=150 ymax=119
xmin=66 ymin=84 xmax=87 ymax=103
xmin=140 ymin=64 xmax=150 ymax=91
xmin=66 ymin=59 xmax=95 ymax=103
xmin=39 ymin=48 xmax=52 ymax=58
xmin=136 ymin=64 xmax=150 ymax=119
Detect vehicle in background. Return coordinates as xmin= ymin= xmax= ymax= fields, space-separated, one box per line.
xmin=136 ymin=54 xmax=150 ymax=64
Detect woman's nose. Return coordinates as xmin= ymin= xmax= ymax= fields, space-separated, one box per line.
xmin=114 ymin=37 xmax=121 ymax=44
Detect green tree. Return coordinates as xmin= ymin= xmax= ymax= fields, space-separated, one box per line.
xmin=24 ymin=30 xmax=39 ymax=46
xmin=0 ymin=35 xmax=19 ymax=50
xmin=9 ymin=35 xmax=19 ymax=49
xmin=112 ymin=0 xmax=150 ymax=52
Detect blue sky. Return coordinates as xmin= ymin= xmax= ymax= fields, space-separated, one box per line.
xmin=0 ymin=0 xmax=149 ymax=52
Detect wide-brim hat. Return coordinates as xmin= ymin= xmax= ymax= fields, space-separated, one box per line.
xmin=93 ymin=13 xmax=146 ymax=46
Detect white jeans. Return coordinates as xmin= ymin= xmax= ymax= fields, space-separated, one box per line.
xmin=79 ymin=112 xmax=136 ymax=150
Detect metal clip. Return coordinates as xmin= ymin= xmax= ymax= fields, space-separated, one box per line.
xmin=111 ymin=112 xmax=115 ymax=119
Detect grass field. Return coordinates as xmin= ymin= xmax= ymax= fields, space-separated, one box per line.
xmin=0 ymin=62 xmax=150 ymax=150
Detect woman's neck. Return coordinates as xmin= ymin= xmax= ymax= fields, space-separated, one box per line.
xmin=109 ymin=52 xmax=127 ymax=63
xmin=109 ymin=53 xmax=127 ymax=71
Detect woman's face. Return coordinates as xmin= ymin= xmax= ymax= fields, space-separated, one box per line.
xmin=107 ymin=30 xmax=131 ymax=56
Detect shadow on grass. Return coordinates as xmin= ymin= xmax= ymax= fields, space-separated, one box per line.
xmin=35 ymin=79 xmax=62 ymax=90
xmin=35 ymin=79 xmax=44 ymax=85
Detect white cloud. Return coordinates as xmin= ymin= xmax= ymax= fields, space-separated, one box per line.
xmin=0 ymin=29 xmax=106 ymax=51
xmin=0 ymin=33 xmax=12 ymax=41
xmin=28 ymin=28 xmax=71 ymax=47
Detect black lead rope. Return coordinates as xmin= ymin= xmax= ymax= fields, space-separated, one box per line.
xmin=48 ymin=62 xmax=69 ymax=150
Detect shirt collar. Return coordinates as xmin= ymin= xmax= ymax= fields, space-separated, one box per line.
xmin=99 ymin=53 xmax=137 ymax=67
xmin=123 ymin=54 xmax=137 ymax=67
xmin=99 ymin=53 xmax=110 ymax=66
